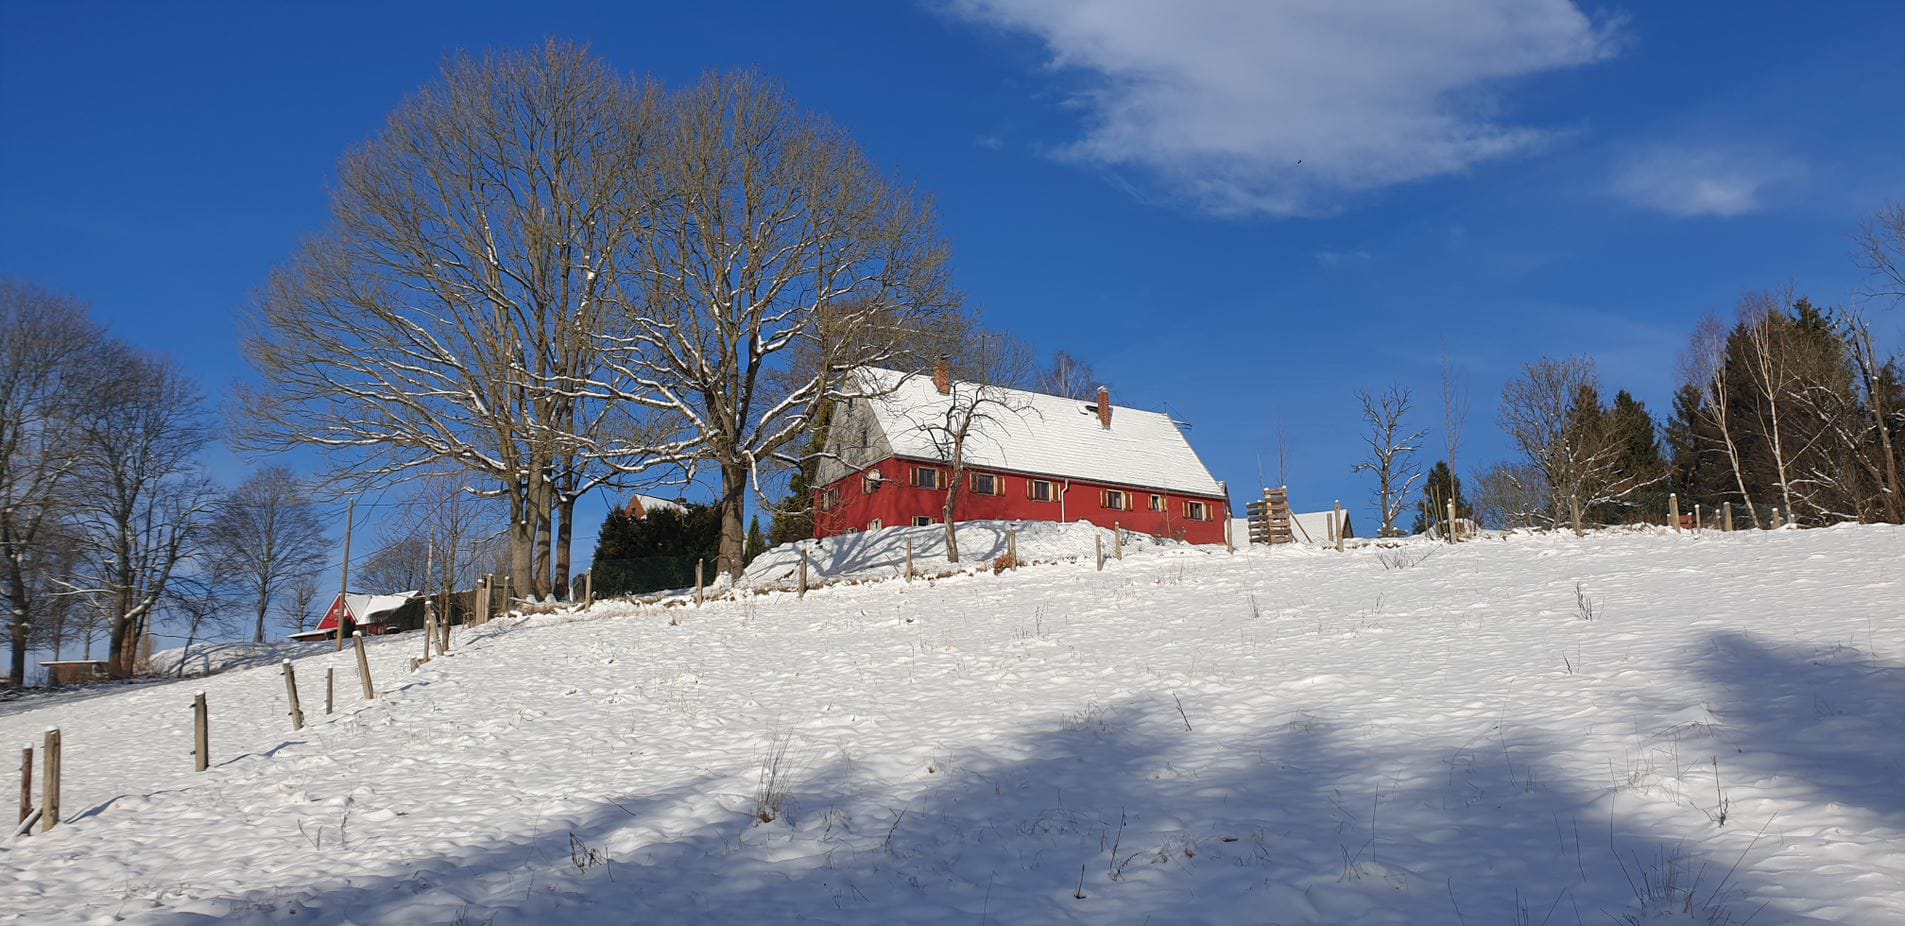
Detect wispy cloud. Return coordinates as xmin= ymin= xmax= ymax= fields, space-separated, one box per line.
xmin=974 ymin=134 xmax=1006 ymax=151
xmin=1313 ymin=249 xmax=1372 ymax=268
xmin=947 ymin=0 xmax=1620 ymax=217
xmin=1609 ymin=144 xmax=1805 ymax=217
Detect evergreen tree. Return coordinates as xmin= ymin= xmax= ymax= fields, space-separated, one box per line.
xmin=1410 ymin=461 xmax=1473 ymax=535
xmin=589 ymin=503 xmax=722 ymax=596
xmin=744 ymin=516 xmax=768 ymax=566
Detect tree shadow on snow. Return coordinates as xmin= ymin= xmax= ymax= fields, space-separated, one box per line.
xmin=138 ymin=690 xmax=1848 ymax=926
xmin=1694 ymin=629 xmax=1905 ymax=822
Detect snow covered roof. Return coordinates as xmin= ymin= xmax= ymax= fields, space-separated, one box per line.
xmin=314 ymin=591 xmax=416 ymax=632
xmin=626 ymin=494 xmax=686 ymax=517
xmin=845 ymin=367 xmax=1225 ymax=498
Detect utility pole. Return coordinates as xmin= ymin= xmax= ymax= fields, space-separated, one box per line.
xmin=334 ymin=497 xmax=355 ymax=652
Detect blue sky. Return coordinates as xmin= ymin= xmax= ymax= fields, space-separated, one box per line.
xmin=4 ymin=1 xmax=1903 ymax=589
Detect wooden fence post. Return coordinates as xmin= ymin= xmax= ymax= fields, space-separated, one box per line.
xmin=421 ymin=608 xmax=434 ymax=664
xmin=1773 ymin=507 xmax=1785 ymax=529
xmin=1095 ymin=533 xmax=1105 ymax=571
xmin=1224 ymin=516 xmax=1234 ymax=554
xmin=476 ymin=577 xmax=489 ymax=626
xmin=583 ymin=571 xmax=593 ymax=609
xmin=798 ymin=549 xmax=809 ymax=598
xmin=1722 ymin=502 xmax=1733 ymax=532
xmin=325 ymin=668 xmax=334 ymax=714
xmin=904 ymin=538 xmax=914 ymax=581
xmin=1447 ymin=499 xmax=1459 ymax=542
xmin=1669 ymin=493 xmax=1681 ymax=532
xmin=1114 ymin=523 xmax=1123 ymax=560
xmin=193 ymin=692 xmax=208 ymax=772
xmin=18 ymin=745 xmax=30 ymax=826
xmin=1007 ymin=529 xmax=1018 ymax=570
xmin=438 ymin=611 xmax=451 ymax=654
xmin=695 ymin=558 xmax=704 ymax=607
xmin=281 ymin=661 xmax=304 ymax=731
xmin=1334 ymin=501 xmax=1345 ymax=551
xmin=1694 ymin=503 xmax=1703 ymax=532
xmin=39 ymin=729 xmax=58 ymax=833
xmin=353 ymin=632 xmax=375 ymax=700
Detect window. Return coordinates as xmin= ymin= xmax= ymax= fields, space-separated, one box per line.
xmin=1101 ymin=489 xmax=1129 ymax=511
xmin=868 ymin=518 xmax=882 ymax=531
xmin=970 ymin=472 xmax=1001 ymax=496
xmin=1184 ymin=500 xmax=1210 ymax=521
xmin=911 ymin=466 xmax=942 ymax=489
xmin=1028 ymin=479 xmax=1055 ymax=502
xmin=819 ymin=486 xmax=840 ymax=510
xmin=913 ymin=516 xmax=934 ymax=527
xmin=862 ymin=472 xmax=882 ymax=494
xmin=1149 ymin=494 xmax=1165 ymax=512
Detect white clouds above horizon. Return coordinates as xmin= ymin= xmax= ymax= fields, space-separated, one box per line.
xmin=1608 ymin=144 xmax=1805 ymax=217
xmin=948 ymin=0 xmax=1619 ymax=217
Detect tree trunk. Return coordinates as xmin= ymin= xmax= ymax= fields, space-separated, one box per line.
xmin=253 ymin=586 xmax=270 ymax=644
xmin=553 ymin=495 xmax=576 ymax=600
xmin=717 ymin=460 xmax=748 ymax=578
xmin=509 ymin=492 xmax=536 ymax=607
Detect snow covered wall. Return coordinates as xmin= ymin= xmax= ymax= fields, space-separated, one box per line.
xmin=1 ymin=524 xmax=1901 ymax=924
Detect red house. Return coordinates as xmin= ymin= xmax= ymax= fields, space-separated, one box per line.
xmin=813 ymin=365 xmax=1230 ymax=544
xmin=288 ymin=592 xmax=419 ymax=642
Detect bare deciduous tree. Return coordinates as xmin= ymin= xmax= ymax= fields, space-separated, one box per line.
xmin=1682 ymin=313 xmax=1758 ymax=524
xmin=0 ymin=281 xmax=104 ymax=686
xmin=1855 ymin=200 xmax=1905 ymax=307
xmin=606 ymin=71 xmax=962 ymax=577
xmin=1038 ymin=350 xmax=1101 ymax=400
xmin=67 ymin=348 xmax=213 ymax=677
xmin=205 ymin=466 xmax=328 ymax=642
xmin=238 ymin=41 xmax=675 ymax=601
xmin=282 ymin=574 xmax=322 ymax=637
xmin=1500 ymin=356 xmax=1651 ymax=534
xmin=905 ymin=349 xmax=1038 ymax=563
xmin=1352 ymin=385 xmax=1427 ymax=537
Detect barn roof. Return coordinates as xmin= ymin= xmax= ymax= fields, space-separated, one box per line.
xmin=847 ymin=367 xmax=1225 ymax=498
xmin=626 ymin=494 xmax=686 ymax=518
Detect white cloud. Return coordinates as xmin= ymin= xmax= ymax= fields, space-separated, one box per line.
xmin=948 ymin=0 xmax=1619 ymax=216
xmin=1609 ymin=144 xmax=1804 ymax=217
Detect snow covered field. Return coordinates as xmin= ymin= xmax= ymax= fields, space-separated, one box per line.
xmin=2 ymin=525 xmax=1901 ymax=924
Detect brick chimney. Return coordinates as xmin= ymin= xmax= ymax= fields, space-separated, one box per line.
xmin=1096 ymin=385 xmax=1112 ymax=429
xmin=933 ymin=357 xmax=952 ymax=396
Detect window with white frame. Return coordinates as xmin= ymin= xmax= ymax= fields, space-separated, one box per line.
xmin=819 ymin=486 xmax=840 ymax=510
xmin=1101 ymin=489 xmax=1129 ymax=511
xmin=1149 ymin=494 xmax=1164 ymax=512
xmin=970 ymin=472 xmax=1001 ymax=496
xmin=1184 ymin=500 xmax=1210 ymax=521
xmin=912 ymin=515 xmax=933 ymax=527
xmin=1028 ymin=479 xmax=1055 ymax=502
xmin=911 ymin=466 xmax=942 ymax=490
xmin=862 ymin=472 xmax=882 ymax=494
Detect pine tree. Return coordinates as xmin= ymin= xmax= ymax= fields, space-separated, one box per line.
xmin=744 ymin=516 xmax=768 ymax=566
xmin=1410 ymin=461 xmax=1473 ymax=535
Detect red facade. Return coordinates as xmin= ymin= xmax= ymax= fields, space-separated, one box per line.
xmin=814 ymin=456 xmax=1230 ymax=545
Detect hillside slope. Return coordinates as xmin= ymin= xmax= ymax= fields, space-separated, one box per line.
xmin=2 ymin=526 xmax=1901 ymax=924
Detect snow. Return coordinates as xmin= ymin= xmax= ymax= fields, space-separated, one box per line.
xmin=146 ymin=641 xmax=328 ymax=679
xmin=740 ymin=519 xmax=1174 ymax=587
xmin=844 ymin=366 xmax=1226 ymax=498
xmin=2 ymin=524 xmax=1902 ymax=924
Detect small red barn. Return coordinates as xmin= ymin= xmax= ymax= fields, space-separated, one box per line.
xmin=288 ymin=592 xmax=419 ymax=642
xmin=813 ymin=365 xmax=1230 ymax=544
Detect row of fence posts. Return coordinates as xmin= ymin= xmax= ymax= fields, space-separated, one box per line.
xmin=14 ymin=586 xmax=496 ymax=841
xmin=1667 ymin=493 xmax=1785 ymax=533
xmin=15 ymin=728 xmax=57 ymax=835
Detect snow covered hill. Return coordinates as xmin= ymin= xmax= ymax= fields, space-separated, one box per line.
xmin=2 ymin=525 xmax=1901 ymax=924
